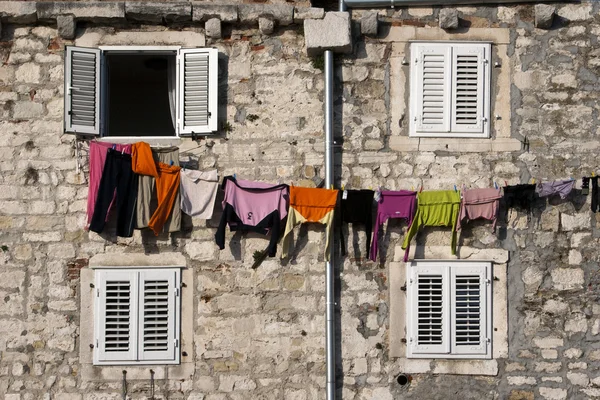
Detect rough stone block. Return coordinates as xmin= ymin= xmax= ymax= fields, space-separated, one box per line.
xmin=535 ymin=4 xmax=555 ymax=29
xmin=37 ymin=2 xmax=125 ymax=22
xmin=238 ymin=4 xmax=293 ymax=26
xmin=57 ymin=14 xmax=76 ymax=40
xmin=0 ymin=1 xmax=37 ymax=23
xmin=304 ymin=12 xmax=352 ymax=56
xmin=205 ymin=17 xmax=222 ymax=39
xmin=360 ymin=12 xmax=378 ymax=37
xmin=259 ymin=17 xmax=274 ymax=35
xmin=293 ymin=7 xmax=324 ymax=23
xmin=192 ymin=3 xmax=237 ymax=23
xmin=125 ymin=2 xmax=191 ymax=23
xmin=439 ymin=8 xmax=459 ymax=30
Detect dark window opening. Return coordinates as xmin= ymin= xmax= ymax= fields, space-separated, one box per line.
xmin=106 ymin=54 xmax=176 ymax=137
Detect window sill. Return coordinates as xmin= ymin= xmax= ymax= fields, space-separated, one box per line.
xmin=391 ymin=359 xmax=499 ymax=376
xmin=390 ymin=136 xmax=522 ymax=152
xmin=98 ymin=137 xmax=182 ymax=147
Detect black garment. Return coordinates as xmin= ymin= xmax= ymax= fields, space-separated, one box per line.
xmin=89 ymin=149 xmax=138 ymax=237
xmin=503 ymin=184 xmax=537 ymax=212
xmin=339 ymin=189 xmax=374 ymax=256
xmin=215 ymin=176 xmax=289 ymax=257
xmin=592 ymin=177 xmax=599 ymax=212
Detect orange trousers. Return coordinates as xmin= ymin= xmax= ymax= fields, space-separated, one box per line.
xmin=148 ymin=162 xmax=181 ymax=235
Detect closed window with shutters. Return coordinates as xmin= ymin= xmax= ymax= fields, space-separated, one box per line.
xmin=409 ymin=42 xmax=491 ymax=138
xmin=64 ymin=46 xmax=218 ymax=138
xmin=406 ymin=261 xmax=492 ymax=359
xmin=94 ymin=268 xmax=181 ymax=365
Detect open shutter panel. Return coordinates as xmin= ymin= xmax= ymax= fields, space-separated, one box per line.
xmin=138 ymin=269 xmax=180 ymax=363
xmin=64 ymin=46 xmax=101 ymax=135
xmin=178 ymin=48 xmax=218 ymax=135
xmin=95 ymin=270 xmax=138 ymax=363
xmin=450 ymin=44 xmax=488 ymax=135
xmin=450 ymin=264 xmax=490 ymax=357
xmin=413 ymin=44 xmax=452 ymax=134
xmin=408 ymin=263 xmax=450 ymax=356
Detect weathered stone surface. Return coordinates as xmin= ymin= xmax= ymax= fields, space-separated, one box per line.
xmin=0 ymin=1 xmax=37 ymax=23
xmin=192 ymin=3 xmax=237 ymax=23
xmin=238 ymin=4 xmax=293 ymax=26
xmin=535 ymin=4 xmax=555 ymax=29
xmin=57 ymin=14 xmax=76 ymax=40
xmin=360 ymin=12 xmax=378 ymax=37
xmin=36 ymin=2 xmax=125 ymax=22
xmin=259 ymin=17 xmax=274 ymax=35
xmin=205 ymin=17 xmax=222 ymax=39
xmin=125 ymin=2 xmax=191 ymax=23
xmin=305 ymin=12 xmax=352 ymax=56
xmin=439 ymin=8 xmax=459 ymax=30
xmin=293 ymin=7 xmax=324 ymax=23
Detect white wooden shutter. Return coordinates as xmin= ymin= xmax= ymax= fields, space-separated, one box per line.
xmin=138 ymin=269 xmax=180 ymax=363
xmin=178 ymin=48 xmax=218 ymax=135
xmin=408 ymin=263 xmax=450 ymax=356
xmin=411 ymin=44 xmax=452 ymax=136
xmin=451 ymin=263 xmax=491 ymax=357
xmin=95 ymin=270 xmax=138 ymax=363
xmin=450 ymin=44 xmax=489 ymax=136
xmin=64 ymin=46 xmax=102 ymax=136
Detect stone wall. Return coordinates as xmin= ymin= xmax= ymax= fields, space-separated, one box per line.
xmin=1 ymin=1 xmax=600 ymax=400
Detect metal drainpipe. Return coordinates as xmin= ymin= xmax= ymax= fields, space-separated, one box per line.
xmin=324 ymin=48 xmax=336 ymax=400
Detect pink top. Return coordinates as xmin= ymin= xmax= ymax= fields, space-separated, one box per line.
xmin=458 ymin=188 xmax=502 ymax=231
xmin=86 ymin=141 xmax=132 ymax=228
xmin=222 ymin=178 xmax=289 ymax=223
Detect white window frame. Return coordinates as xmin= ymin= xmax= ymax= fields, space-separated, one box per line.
xmin=93 ymin=268 xmax=181 ymax=366
xmin=409 ymin=41 xmax=491 ymax=138
xmin=64 ymin=45 xmax=219 ymax=139
xmin=406 ymin=260 xmax=492 ymax=359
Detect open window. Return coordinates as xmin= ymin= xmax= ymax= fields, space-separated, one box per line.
xmin=94 ymin=268 xmax=181 ymax=365
xmin=64 ymin=46 xmax=218 ymax=138
xmin=406 ymin=261 xmax=492 ymax=359
xmin=409 ymin=42 xmax=491 ymax=138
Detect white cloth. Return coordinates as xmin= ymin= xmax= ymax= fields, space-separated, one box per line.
xmin=180 ymin=169 xmax=219 ymax=219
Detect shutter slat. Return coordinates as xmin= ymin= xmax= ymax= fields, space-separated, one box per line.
xmin=65 ymin=46 xmax=101 ymax=135
xmin=104 ymin=280 xmax=131 ymax=352
xmin=142 ymin=280 xmax=170 ymax=352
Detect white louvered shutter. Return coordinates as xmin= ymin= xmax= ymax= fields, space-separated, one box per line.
xmin=95 ymin=270 xmax=138 ymax=363
xmin=138 ymin=269 xmax=180 ymax=363
xmin=451 ymin=263 xmax=491 ymax=357
xmin=64 ymin=46 xmax=102 ymax=136
xmin=408 ymin=263 xmax=450 ymax=356
xmin=411 ymin=44 xmax=452 ymax=135
xmin=450 ymin=44 xmax=489 ymax=136
xmin=178 ymin=48 xmax=218 ymax=135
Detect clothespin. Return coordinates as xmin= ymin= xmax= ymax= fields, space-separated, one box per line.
xmin=531 ymin=178 xmax=535 ymax=184
xmin=454 ymin=184 xmax=457 ymax=192
xmin=122 ymin=148 xmax=125 ymax=155
xmin=494 ymin=181 xmax=498 ymax=189
xmin=112 ymin=144 xmax=116 ymax=150
xmin=504 ymin=180 xmax=508 ymax=187
xmin=233 ymin=173 xmax=237 ymax=180
xmin=342 ymin=184 xmax=345 ymax=191
xmin=411 ymin=185 xmax=415 ymax=191
xmin=592 ymin=172 xmax=596 ymax=178
xmin=419 ymin=185 xmax=423 ymax=193
xmin=170 ymin=160 xmax=174 ymax=166
xmin=330 ymin=184 xmax=333 ymax=190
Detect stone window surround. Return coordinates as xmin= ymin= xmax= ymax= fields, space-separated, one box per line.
xmin=387 ymin=26 xmax=522 ymax=153
xmin=80 ymin=253 xmax=193 ymax=381
xmin=388 ymin=245 xmax=508 ymax=376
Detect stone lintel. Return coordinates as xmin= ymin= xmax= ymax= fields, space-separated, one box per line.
xmin=125 ymin=2 xmax=191 ymax=24
xmin=192 ymin=3 xmax=238 ymax=23
xmin=294 ymin=7 xmax=325 ymax=23
xmin=238 ymin=4 xmax=294 ymax=26
xmin=37 ymin=2 xmax=126 ymax=22
xmin=304 ymin=12 xmax=352 ymax=57
xmin=0 ymin=1 xmax=38 ymax=23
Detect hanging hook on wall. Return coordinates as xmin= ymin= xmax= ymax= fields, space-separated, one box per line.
xmin=122 ymin=370 xmax=127 ymax=400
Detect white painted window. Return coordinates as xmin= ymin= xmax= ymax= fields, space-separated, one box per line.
xmin=406 ymin=261 xmax=492 ymax=359
xmin=409 ymin=42 xmax=491 ymax=138
xmin=94 ymin=268 xmax=181 ymax=365
xmin=64 ymin=46 xmax=218 ymax=138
